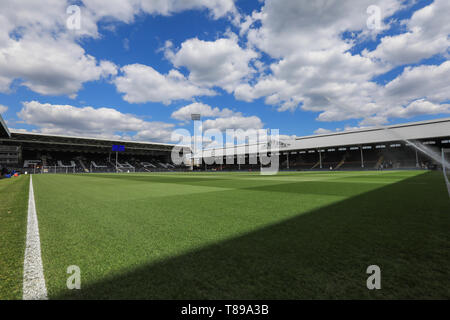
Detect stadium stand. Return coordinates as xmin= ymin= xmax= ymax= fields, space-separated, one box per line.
xmin=0 ymin=114 xmax=449 ymax=174
xmin=0 ymin=118 xmax=189 ymax=174
xmin=200 ymin=118 xmax=450 ymax=172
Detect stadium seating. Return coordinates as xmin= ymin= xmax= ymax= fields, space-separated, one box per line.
xmin=15 ymin=149 xmax=184 ymax=173
xmin=11 ymin=138 xmax=444 ymax=174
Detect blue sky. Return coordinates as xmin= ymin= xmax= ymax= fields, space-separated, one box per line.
xmin=0 ymin=0 xmax=449 ymax=142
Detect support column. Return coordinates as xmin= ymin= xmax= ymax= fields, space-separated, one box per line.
xmin=287 ymin=152 xmax=290 ymax=169
xmin=415 ymin=148 xmax=419 ymax=168
xmin=116 ymin=151 xmax=118 ymax=173
xmin=360 ymin=146 xmax=364 ymax=168
xmin=319 ymin=150 xmax=322 ymax=169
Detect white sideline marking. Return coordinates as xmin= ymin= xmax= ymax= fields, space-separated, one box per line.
xmin=23 ymin=175 xmax=48 ymax=300
xmin=443 ymin=149 xmax=450 ymax=198
xmin=444 ymin=173 xmax=450 ymax=198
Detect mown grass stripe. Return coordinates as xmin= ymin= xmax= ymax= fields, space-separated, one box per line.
xmin=0 ymin=175 xmax=29 ymax=299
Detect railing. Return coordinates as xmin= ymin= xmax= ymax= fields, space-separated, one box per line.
xmin=0 ymin=145 xmax=20 ymax=152
xmin=41 ymin=166 xmax=75 ymax=174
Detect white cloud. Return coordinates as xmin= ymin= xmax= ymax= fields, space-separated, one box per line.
xmin=383 ymin=61 xmax=450 ymax=105
xmin=2 ymin=0 xmax=449 ymax=130
xmin=170 ymin=102 xmax=266 ymax=144
xmin=114 ymin=64 xmax=215 ymax=104
xmin=171 ymin=102 xmax=265 ymax=137
xmin=171 ymin=102 xmax=239 ymax=121
xmin=0 ymin=104 xmax=8 ymax=114
xmin=0 ymin=0 xmax=237 ymax=97
xmin=314 ymin=128 xmax=333 ymax=135
xmin=0 ymin=34 xmax=117 ymax=96
xmin=234 ymin=0 xmax=450 ymax=125
xmin=234 ymin=0 xmax=402 ymax=115
xmin=367 ymin=0 xmax=450 ymax=65
xmin=82 ymin=0 xmax=237 ymax=23
xmin=0 ymin=0 xmax=69 ymax=42
xmin=167 ymin=34 xmax=258 ymax=92
xmin=16 ymin=100 xmax=266 ymax=145
xmin=17 ymin=101 xmax=176 ymax=142
xmin=235 ymin=48 xmax=384 ymax=113
xmin=383 ymin=100 xmax=450 ymax=119
xmin=203 ymin=116 xmax=263 ymax=131
xmin=352 ymin=61 xmax=450 ymax=124
xmin=0 ymin=1 xmax=116 ymax=96
xmin=313 ymin=125 xmax=369 ymax=135
xmin=245 ymin=0 xmax=401 ymax=59
xmin=358 ymin=116 xmax=388 ymax=126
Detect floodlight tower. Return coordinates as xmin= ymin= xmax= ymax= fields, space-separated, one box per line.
xmin=191 ymin=113 xmax=201 ymax=171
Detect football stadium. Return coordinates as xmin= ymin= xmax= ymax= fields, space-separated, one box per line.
xmin=1 ymin=113 xmax=449 ymax=300
xmin=1 ymin=0 xmax=450 ymax=308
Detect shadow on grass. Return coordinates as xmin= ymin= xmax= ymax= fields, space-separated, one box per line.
xmin=56 ymin=172 xmax=450 ymax=299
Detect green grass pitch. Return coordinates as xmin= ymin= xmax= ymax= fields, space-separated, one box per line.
xmin=1 ymin=170 xmax=449 ymax=299
xmin=0 ymin=175 xmax=29 ymax=299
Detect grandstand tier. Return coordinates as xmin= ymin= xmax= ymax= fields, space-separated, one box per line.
xmin=0 ymin=116 xmax=449 ymax=174
xmin=0 ymin=129 xmax=188 ymax=173
xmin=199 ymin=118 xmax=450 ymax=172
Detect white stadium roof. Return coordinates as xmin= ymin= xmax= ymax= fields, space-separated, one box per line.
xmin=289 ymin=117 xmax=450 ymax=151
xmin=201 ymin=117 xmax=450 ymax=158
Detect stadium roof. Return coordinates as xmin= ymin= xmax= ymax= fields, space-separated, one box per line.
xmin=3 ymin=130 xmax=177 ymax=153
xmin=0 ymin=114 xmax=10 ymax=138
xmin=201 ymin=117 xmax=450 ymax=157
xmin=0 ymin=113 xmax=177 ymax=151
xmin=8 ymin=130 xmax=176 ymax=148
xmin=0 ymin=118 xmax=182 ymax=153
xmin=288 ymin=117 xmax=450 ymax=151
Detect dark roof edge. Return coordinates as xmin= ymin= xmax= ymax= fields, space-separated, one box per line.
xmin=0 ymin=114 xmax=11 ymax=138
xmin=9 ymin=130 xmax=176 ymax=147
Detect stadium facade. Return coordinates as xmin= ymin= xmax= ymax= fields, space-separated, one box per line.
xmin=0 ymin=115 xmax=184 ymax=173
xmin=0 ymin=113 xmax=449 ymax=173
xmin=200 ymin=117 xmax=450 ymax=171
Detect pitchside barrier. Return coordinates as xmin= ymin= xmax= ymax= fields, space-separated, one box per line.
xmin=116 ymin=167 xmax=136 ymax=173
xmin=41 ymin=166 xmax=75 ymax=174
xmin=40 ymin=166 xmax=136 ymax=174
xmin=35 ymin=166 xmax=187 ymax=174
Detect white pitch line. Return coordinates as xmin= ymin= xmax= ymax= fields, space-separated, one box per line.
xmin=444 ymin=172 xmax=450 ymax=198
xmin=23 ymin=175 xmax=48 ymax=300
